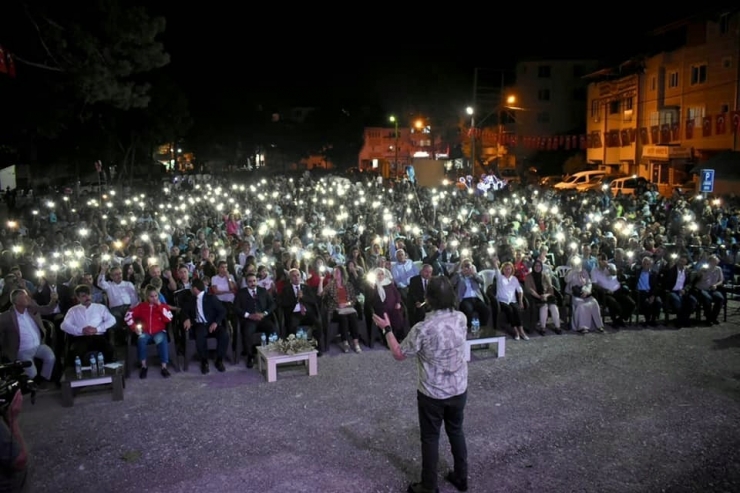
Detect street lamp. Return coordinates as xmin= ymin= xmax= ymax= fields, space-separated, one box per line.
xmin=389 ymin=115 xmax=399 ymax=174
xmin=466 ymin=107 xmax=475 ymax=170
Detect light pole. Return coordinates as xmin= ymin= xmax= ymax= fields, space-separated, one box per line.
xmin=389 ymin=115 xmax=399 ymax=175
xmin=466 ymin=107 xmax=475 ymax=171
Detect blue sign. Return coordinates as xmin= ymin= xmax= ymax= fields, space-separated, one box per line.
xmin=700 ymin=169 xmax=714 ymax=193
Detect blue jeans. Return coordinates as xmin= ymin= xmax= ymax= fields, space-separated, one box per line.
xmin=137 ymin=331 xmax=169 ymax=365
xmin=698 ymin=289 xmax=724 ymax=322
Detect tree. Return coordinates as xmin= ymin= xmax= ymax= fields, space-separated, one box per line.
xmin=0 ymin=0 xmax=171 ymax=166
xmin=563 ymin=153 xmax=589 ymax=175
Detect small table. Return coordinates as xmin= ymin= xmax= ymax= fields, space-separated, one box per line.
xmin=256 ymin=346 xmax=318 ymax=383
xmin=61 ymin=364 xmax=125 ymax=407
xmin=465 ymin=328 xmax=506 ymax=361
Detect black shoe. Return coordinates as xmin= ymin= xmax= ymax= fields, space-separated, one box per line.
xmin=316 ymin=350 xmax=323 ymax=357
xmin=215 ymin=359 xmax=226 ymax=372
xmin=161 ymin=367 xmax=171 ymax=378
xmin=200 ymin=361 xmax=210 ymax=375
xmin=246 ymin=356 xmax=254 ymax=369
xmin=407 ymin=483 xmax=438 ymax=493
xmin=34 ymin=380 xmax=51 ymax=391
xmin=139 ymin=367 xmax=148 ymax=379
xmin=445 ymin=471 xmax=468 ymax=492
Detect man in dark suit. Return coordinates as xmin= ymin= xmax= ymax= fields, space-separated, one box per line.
xmin=407 ymin=264 xmax=434 ymax=326
xmin=280 ymin=268 xmax=322 ymax=355
xmin=631 ymin=257 xmax=663 ymax=326
xmin=234 ymin=272 xmax=276 ymax=368
xmin=0 ymin=289 xmax=57 ymax=388
xmin=659 ymin=254 xmax=697 ymax=328
xmin=182 ymin=278 xmax=228 ymax=374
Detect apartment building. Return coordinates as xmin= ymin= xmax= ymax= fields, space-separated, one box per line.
xmin=357 ymin=125 xmax=443 ymax=177
xmin=512 ymin=59 xmax=598 ymax=160
xmin=585 ymin=9 xmax=740 ymax=193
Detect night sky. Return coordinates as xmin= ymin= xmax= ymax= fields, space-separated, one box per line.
xmin=161 ymin=6 xmax=706 ymax=117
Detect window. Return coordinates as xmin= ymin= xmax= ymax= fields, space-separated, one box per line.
xmin=537 ymin=65 xmax=551 ymax=78
xmin=649 ymin=112 xmax=660 ymax=127
xmin=723 ymin=57 xmax=732 ymax=69
xmin=668 ymin=71 xmax=679 ymax=88
xmin=720 ymin=103 xmax=730 ymax=114
xmin=573 ymin=64 xmax=586 ymax=77
xmin=687 ymin=106 xmax=705 ymax=124
xmin=720 ymin=13 xmax=730 ymax=35
xmin=537 ymin=112 xmax=550 ymax=123
xmin=650 ymin=76 xmax=657 ymax=91
xmin=623 ymin=97 xmax=633 ymax=111
xmin=690 ymin=64 xmax=707 ymax=85
xmin=591 ymin=100 xmax=600 ymax=118
xmin=538 ymin=89 xmax=551 ymax=101
xmin=609 ymin=101 xmax=619 ymax=114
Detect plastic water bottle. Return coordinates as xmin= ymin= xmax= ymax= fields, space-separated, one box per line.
xmin=97 ymin=352 xmax=105 ymax=376
xmin=472 ymin=317 xmax=480 ymax=334
xmin=269 ymin=333 xmax=278 ymax=344
xmin=260 ymin=333 xmax=267 ymax=347
xmin=89 ymin=355 xmax=97 ymax=376
xmin=74 ymin=356 xmax=82 ymax=379
xmin=297 ymin=328 xmax=305 ymax=340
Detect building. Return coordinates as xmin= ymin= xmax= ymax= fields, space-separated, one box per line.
xmin=584 ymin=69 xmax=642 ymax=175
xmin=585 ymin=9 xmax=740 ymax=194
xmin=357 ymin=125 xmax=444 ymax=178
xmin=511 ymin=59 xmax=599 ymax=160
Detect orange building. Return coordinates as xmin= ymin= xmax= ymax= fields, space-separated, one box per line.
xmin=357 ymin=126 xmax=445 ymax=177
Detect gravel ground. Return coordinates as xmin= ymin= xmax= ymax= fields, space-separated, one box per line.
xmin=19 ymin=307 xmax=740 ymax=493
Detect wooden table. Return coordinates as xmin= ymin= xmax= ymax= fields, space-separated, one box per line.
xmin=464 ymin=328 xmax=506 ymax=361
xmin=256 ymin=347 xmax=318 ymax=383
xmin=61 ymin=364 xmax=125 ymax=407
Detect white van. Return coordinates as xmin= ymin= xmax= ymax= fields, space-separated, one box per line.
xmin=553 ymin=170 xmax=606 ymax=190
xmin=610 ymin=176 xmax=648 ymax=196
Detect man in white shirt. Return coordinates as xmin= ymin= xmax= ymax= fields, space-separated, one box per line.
xmin=590 ymin=253 xmax=635 ymax=327
xmin=391 ymin=249 xmax=419 ymax=294
xmin=61 ymin=285 xmax=117 ymax=363
xmin=97 ymin=264 xmax=140 ymax=337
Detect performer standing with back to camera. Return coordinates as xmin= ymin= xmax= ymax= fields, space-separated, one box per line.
xmin=374 ymin=275 xmax=469 ymax=493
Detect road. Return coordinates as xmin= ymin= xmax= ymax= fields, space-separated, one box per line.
xmin=17 ymin=307 xmax=740 ymax=493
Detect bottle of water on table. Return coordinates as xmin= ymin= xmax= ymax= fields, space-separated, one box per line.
xmin=97 ymin=352 xmax=105 ymax=376
xmin=89 ymin=355 xmax=97 ymax=376
xmin=260 ymin=333 xmax=267 ymax=347
xmin=472 ymin=316 xmax=480 ymax=334
xmin=74 ymin=356 xmax=82 ymax=379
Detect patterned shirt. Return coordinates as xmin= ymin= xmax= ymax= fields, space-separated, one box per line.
xmin=400 ymin=309 xmax=468 ymax=400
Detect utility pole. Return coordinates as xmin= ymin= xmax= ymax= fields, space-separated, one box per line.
xmin=389 ymin=115 xmax=399 ymax=175
xmin=471 ymin=68 xmax=478 ymax=171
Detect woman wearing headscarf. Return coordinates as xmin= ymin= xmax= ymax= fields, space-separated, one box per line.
xmin=564 ymin=257 xmax=605 ymax=333
xmin=524 ymin=259 xmax=562 ymax=335
xmin=371 ymin=267 xmax=407 ymax=341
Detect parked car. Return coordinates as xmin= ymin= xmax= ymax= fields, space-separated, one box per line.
xmin=553 ymin=170 xmax=606 ymax=190
xmin=576 ymin=174 xmax=626 ymax=193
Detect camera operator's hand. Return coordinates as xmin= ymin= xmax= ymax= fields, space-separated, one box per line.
xmin=4 ymin=390 xmax=22 ymax=425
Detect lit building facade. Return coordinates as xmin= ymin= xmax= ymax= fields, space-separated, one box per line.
xmin=585 ymin=9 xmax=740 ymax=194
xmin=357 ymin=126 xmax=444 ymax=177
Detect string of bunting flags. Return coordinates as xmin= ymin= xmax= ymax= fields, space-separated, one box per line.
xmin=0 ymin=45 xmax=17 ymax=78
xmin=466 ymin=111 xmax=740 ymax=150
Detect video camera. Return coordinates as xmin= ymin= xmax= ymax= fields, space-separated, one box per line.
xmin=0 ymin=361 xmax=37 ymax=410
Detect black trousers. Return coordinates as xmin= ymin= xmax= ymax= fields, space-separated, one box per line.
xmin=71 ymin=335 xmax=116 ymax=363
xmin=459 ymin=297 xmax=490 ymax=327
xmin=637 ymin=291 xmax=662 ymax=322
xmin=287 ymin=311 xmax=322 ymax=344
xmin=240 ymin=318 xmax=276 ymax=356
xmin=600 ymin=290 xmax=636 ymax=321
xmin=417 ymin=390 xmax=468 ymax=491
xmin=193 ymin=323 xmax=229 ymax=361
xmin=499 ymin=301 xmax=522 ymax=327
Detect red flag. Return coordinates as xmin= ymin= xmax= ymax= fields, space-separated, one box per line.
xmin=620 ymin=129 xmax=630 ymax=146
xmin=0 ymin=46 xmax=7 ymax=74
xmin=579 ymin=134 xmax=587 ymax=150
xmin=6 ymin=53 xmax=15 ymax=78
xmin=650 ymin=126 xmax=660 ymax=144
xmin=731 ymin=111 xmax=740 ymax=132
xmin=660 ymin=124 xmax=670 ymax=144
xmin=702 ymin=116 xmax=712 ymax=137
xmin=685 ymin=119 xmax=694 ymax=140
xmin=716 ymin=113 xmax=726 ymax=135
xmin=639 ymin=127 xmax=649 ymax=145
xmin=94 ymin=160 xmax=102 ymax=172
xmin=670 ymin=122 xmax=680 ymax=141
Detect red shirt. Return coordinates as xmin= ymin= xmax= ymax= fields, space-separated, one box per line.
xmin=125 ymin=303 xmax=174 ymax=336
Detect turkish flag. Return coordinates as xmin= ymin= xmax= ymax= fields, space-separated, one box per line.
xmin=580 ymin=134 xmax=587 ymax=150
xmin=6 ymin=53 xmax=15 ymax=78
xmin=0 ymin=46 xmax=7 ymax=74
xmin=660 ymin=124 xmax=670 ymax=144
xmin=670 ymin=122 xmax=680 ymax=141
xmin=716 ymin=114 xmax=726 ymax=135
xmin=650 ymin=125 xmax=660 ymax=144
xmin=729 ymin=111 xmax=740 ymax=132
xmin=702 ymin=116 xmax=712 ymax=137
xmin=639 ymin=127 xmax=649 ymax=145
xmin=685 ymin=120 xmax=694 ymax=140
